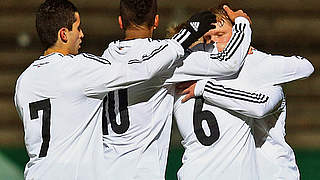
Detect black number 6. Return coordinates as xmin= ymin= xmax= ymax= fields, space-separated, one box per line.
xmin=193 ymin=97 xmax=220 ymax=146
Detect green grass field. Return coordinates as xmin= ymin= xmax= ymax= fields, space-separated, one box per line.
xmin=0 ymin=147 xmax=319 ymax=180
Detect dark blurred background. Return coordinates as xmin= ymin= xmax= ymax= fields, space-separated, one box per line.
xmin=0 ymin=0 xmax=319 ymax=179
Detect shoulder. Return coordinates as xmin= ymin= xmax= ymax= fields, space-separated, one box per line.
xmin=142 ymin=39 xmax=170 ymax=51
xmin=131 ymin=39 xmax=172 ymax=59
xmin=247 ymin=48 xmax=270 ymax=58
xmin=72 ymin=53 xmax=111 ymax=65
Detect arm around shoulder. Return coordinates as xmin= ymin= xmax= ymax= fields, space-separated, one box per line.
xmin=198 ymin=79 xmax=284 ymax=118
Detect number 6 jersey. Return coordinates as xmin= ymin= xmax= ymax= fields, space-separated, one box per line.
xmin=173 ymin=47 xmax=314 ymax=180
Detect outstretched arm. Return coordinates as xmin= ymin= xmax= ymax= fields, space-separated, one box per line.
xmin=177 ymin=79 xmax=284 ymax=118
xmin=252 ymin=55 xmax=314 ymax=87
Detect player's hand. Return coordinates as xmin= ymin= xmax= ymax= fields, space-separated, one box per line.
xmin=223 ymin=5 xmax=252 ymax=24
xmin=186 ymin=11 xmax=217 ymax=38
xmin=176 ymin=81 xmax=197 ymax=103
xmin=173 ymin=11 xmax=216 ymax=49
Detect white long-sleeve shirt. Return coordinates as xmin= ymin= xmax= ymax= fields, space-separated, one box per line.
xmin=14 ymin=38 xmax=184 ymax=180
xmin=100 ymin=17 xmax=252 ymax=180
xmin=187 ymin=47 xmax=314 ymax=180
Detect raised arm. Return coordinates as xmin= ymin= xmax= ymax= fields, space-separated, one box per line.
xmin=166 ymin=16 xmax=251 ymax=83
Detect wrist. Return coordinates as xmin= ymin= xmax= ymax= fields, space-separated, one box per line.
xmin=194 ymin=79 xmax=208 ymax=97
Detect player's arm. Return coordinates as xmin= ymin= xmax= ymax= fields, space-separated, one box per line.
xmin=81 ymin=51 xmax=182 ymax=99
xmin=166 ymin=15 xmax=252 ymax=83
xmin=81 ymin=13 xmax=216 ymax=100
xmin=84 ymin=11 xmax=217 ymax=98
xmin=132 ymin=9 xmax=217 ymax=75
xmin=178 ymin=79 xmax=284 ymax=118
xmin=253 ymin=55 xmax=314 ymax=86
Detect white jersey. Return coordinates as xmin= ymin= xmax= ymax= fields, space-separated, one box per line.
xmin=192 ymin=48 xmax=314 ymax=180
xmin=14 ymin=39 xmax=184 ymax=180
xmin=101 ymin=17 xmax=251 ymax=180
xmin=101 ymin=39 xmax=180 ymax=180
xmin=231 ymin=49 xmax=313 ymax=180
xmin=175 ymin=82 xmax=283 ymax=180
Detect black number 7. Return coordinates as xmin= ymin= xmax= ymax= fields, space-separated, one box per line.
xmin=29 ymin=99 xmax=51 ymax=157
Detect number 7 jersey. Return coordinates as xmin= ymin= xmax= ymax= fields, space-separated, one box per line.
xmin=14 ymin=38 xmax=184 ymax=180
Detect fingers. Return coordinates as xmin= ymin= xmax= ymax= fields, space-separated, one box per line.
xmin=223 ymin=5 xmax=237 ymax=22
xmin=181 ymin=94 xmax=192 ymax=103
xmin=223 ymin=5 xmax=252 ymax=24
xmin=180 ymin=88 xmax=190 ymax=95
xmin=175 ymin=85 xmax=190 ymax=95
xmin=243 ymin=13 xmax=252 ymax=24
xmin=223 ymin=5 xmax=233 ymax=15
xmin=177 ymin=88 xmax=193 ymax=103
xmin=175 ymin=81 xmax=197 ymax=102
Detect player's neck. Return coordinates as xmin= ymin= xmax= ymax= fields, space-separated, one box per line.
xmin=124 ymin=27 xmax=153 ymax=40
xmin=44 ymin=46 xmax=69 ymax=56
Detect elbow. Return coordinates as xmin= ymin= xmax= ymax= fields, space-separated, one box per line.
xmin=226 ymin=64 xmax=242 ymax=76
xmin=249 ymin=108 xmax=268 ymax=119
xmin=305 ymin=60 xmax=315 ymax=77
xmin=296 ymin=56 xmax=315 ymax=78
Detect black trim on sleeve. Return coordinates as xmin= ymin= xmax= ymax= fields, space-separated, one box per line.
xmin=82 ymin=53 xmax=111 ymax=65
xmin=210 ymin=23 xmax=246 ymax=61
xmin=204 ymin=81 xmax=269 ymax=104
xmin=128 ymin=44 xmax=169 ymax=64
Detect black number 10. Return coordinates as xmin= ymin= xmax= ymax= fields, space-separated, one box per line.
xmin=29 ymin=98 xmax=51 ymax=157
xmin=102 ymin=89 xmax=130 ymax=135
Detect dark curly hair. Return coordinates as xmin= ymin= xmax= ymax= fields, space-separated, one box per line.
xmin=120 ymin=0 xmax=158 ymax=30
xmin=36 ymin=0 xmax=78 ymax=50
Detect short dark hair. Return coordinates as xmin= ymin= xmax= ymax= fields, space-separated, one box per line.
xmin=120 ymin=0 xmax=158 ymax=30
xmin=36 ymin=0 xmax=78 ymax=50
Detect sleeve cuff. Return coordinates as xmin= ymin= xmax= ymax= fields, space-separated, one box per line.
xmin=194 ymin=79 xmax=208 ymax=97
xmin=235 ymin=17 xmax=250 ymax=24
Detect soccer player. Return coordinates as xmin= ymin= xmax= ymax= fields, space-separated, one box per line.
xmin=175 ymin=5 xmax=314 ymax=180
xmin=13 ymin=0 xmax=206 ymax=179
xmin=101 ymin=1 xmax=252 ymax=180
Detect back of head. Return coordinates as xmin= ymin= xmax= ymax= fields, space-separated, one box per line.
xmin=120 ymin=0 xmax=158 ymax=30
xmin=36 ymin=0 xmax=78 ymax=50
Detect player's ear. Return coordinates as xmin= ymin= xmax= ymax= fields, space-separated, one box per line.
xmin=153 ymin=14 xmax=159 ymax=29
xmin=118 ymin=16 xmax=124 ymax=30
xmin=59 ymin=28 xmax=68 ymax=43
